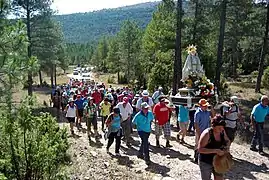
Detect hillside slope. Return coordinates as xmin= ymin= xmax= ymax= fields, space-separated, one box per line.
xmin=54 ymin=2 xmax=160 ymax=43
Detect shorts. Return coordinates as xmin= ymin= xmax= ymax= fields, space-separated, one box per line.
xmin=78 ymin=109 xmax=84 ymax=117
xmin=179 ymin=121 xmax=188 ymax=130
xmin=66 ymin=117 xmax=75 ymax=123
xmin=155 ymin=121 xmax=171 ymax=138
xmin=225 ymin=127 xmax=237 ymax=142
xmin=198 ymin=160 xmax=223 ymax=180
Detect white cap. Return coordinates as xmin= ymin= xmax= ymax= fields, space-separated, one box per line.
xmin=261 ymin=95 xmax=268 ymax=101
xmin=230 ymin=96 xmax=239 ymax=104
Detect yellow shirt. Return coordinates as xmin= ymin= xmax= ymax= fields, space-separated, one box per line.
xmin=100 ymin=101 xmax=111 ymax=116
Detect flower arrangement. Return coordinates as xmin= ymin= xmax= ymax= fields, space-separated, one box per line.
xmin=194 ymin=76 xmax=215 ymax=97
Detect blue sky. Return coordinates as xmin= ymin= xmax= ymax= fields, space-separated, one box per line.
xmin=52 ymin=0 xmax=160 ymax=15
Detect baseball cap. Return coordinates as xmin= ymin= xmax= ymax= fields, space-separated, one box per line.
xmin=141 ymin=102 xmax=150 ymax=109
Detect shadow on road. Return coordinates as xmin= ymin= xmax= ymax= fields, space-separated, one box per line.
xmin=226 ymin=157 xmax=269 ymax=180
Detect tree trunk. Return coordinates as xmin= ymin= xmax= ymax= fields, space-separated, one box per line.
xmin=117 ymin=71 xmax=120 ymax=84
xmin=173 ymin=0 xmax=183 ymax=95
xmin=232 ymin=41 xmax=238 ymax=78
xmin=255 ymin=4 xmax=269 ymax=93
xmin=39 ymin=70 xmax=42 ymax=86
xmin=26 ymin=2 xmax=33 ymax=96
xmin=192 ymin=0 xmax=199 ymax=43
xmin=215 ymin=0 xmax=228 ymax=95
xmin=50 ymin=67 xmax=54 ymax=89
xmin=54 ymin=64 xmax=57 ymax=86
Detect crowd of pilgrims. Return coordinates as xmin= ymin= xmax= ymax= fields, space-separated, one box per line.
xmin=50 ymin=78 xmax=268 ymax=180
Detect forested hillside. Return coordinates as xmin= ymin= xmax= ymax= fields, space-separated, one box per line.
xmin=54 ymin=2 xmax=160 ymax=43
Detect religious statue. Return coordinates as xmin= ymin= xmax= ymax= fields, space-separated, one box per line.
xmin=182 ymin=45 xmax=205 ymax=80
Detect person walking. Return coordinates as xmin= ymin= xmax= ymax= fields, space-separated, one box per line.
xmin=221 ymin=96 xmax=243 ymax=143
xmin=100 ymin=97 xmax=111 ymax=132
xmin=194 ymin=99 xmax=215 ymax=163
xmin=106 ymin=107 xmax=123 ymax=156
xmin=136 ymin=90 xmax=154 ymax=112
xmin=64 ymin=98 xmax=78 ymax=135
xmin=198 ymin=115 xmax=231 ymax=180
xmin=132 ymin=102 xmax=154 ymax=165
xmin=84 ymin=97 xmax=98 ymax=138
xmin=177 ymin=104 xmax=189 ymax=144
xmin=250 ymin=95 xmax=269 ymax=155
xmin=116 ymin=97 xmax=133 ymax=146
xmin=152 ymin=86 xmax=164 ymax=105
xmin=74 ymin=95 xmax=85 ymax=128
xmin=153 ymin=96 xmax=173 ymax=148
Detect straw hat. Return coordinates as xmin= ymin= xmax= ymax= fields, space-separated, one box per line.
xmin=213 ymin=152 xmax=234 ymax=174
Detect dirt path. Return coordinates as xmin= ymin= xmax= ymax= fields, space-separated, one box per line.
xmin=62 ymin=119 xmax=269 ymax=180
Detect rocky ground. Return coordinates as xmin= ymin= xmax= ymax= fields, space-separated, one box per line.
xmin=61 ymin=117 xmax=269 ymax=180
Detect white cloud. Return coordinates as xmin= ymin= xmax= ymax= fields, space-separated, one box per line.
xmin=52 ymin=0 xmax=160 ymax=15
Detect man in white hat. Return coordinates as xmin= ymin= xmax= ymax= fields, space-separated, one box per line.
xmin=136 ymin=90 xmax=153 ymax=112
xmin=221 ymin=96 xmax=243 ymax=144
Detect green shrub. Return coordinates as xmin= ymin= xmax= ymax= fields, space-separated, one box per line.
xmin=250 ymin=70 xmax=259 ymax=83
xmin=107 ymin=76 xmax=116 ymax=84
xmin=0 ymin=99 xmax=69 ymax=179
xmin=262 ymin=66 xmax=269 ymax=89
xmin=118 ymin=74 xmax=128 ymax=84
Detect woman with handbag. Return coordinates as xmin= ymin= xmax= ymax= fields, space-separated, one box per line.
xmin=198 ymin=114 xmax=231 ymax=180
xmin=105 ymin=107 xmax=123 ymax=156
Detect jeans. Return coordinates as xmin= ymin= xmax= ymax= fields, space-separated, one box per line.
xmin=138 ymin=131 xmax=150 ymax=161
xmin=107 ymin=131 xmax=121 ymax=153
xmin=251 ymin=122 xmax=264 ymax=151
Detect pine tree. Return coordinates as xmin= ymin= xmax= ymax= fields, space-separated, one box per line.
xmin=142 ymin=0 xmax=176 ymax=92
xmin=117 ymin=20 xmax=142 ymax=83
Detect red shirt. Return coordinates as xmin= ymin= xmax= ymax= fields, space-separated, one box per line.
xmin=153 ymin=102 xmax=170 ymax=125
xmin=91 ymin=92 xmax=102 ymax=104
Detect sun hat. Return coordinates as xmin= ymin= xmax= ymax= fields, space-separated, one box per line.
xmin=213 ymin=153 xmax=234 ymax=174
xmin=141 ymin=102 xmax=150 ymax=109
xmin=123 ymin=97 xmax=129 ymax=103
xmin=88 ymin=97 xmax=94 ymax=101
xmin=68 ymin=98 xmax=74 ymax=103
xmin=158 ymin=86 xmax=163 ymax=91
xmin=199 ymin=99 xmax=209 ymax=107
xmin=134 ymin=94 xmax=140 ymax=98
xmin=159 ymin=95 xmax=166 ymax=102
xmin=142 ymin=90 xmax=149 ymax=97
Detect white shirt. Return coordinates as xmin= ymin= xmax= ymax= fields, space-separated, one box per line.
xmin=152 ymin=91 xmax=164 ymax=104
xmin=66 ymin=105 xmax=77 ymax=117
xmin=136 ymin=97 xmax=154 ymax=110
xmin=116 ymin=102 xmax=133 ymax=121
xmin=223 ymin=105 xmax=240 ymax=128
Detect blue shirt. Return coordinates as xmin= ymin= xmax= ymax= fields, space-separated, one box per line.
xmin=132 ymin=110 xmax=154 ymax=133
xmin=194 ymin=108 xmax=211 ymax=134
xmin=251 ymin=103 xmax=269 ymax=123
xmin=75 ymin=98 xmax=85 ymax=109
xmin=178 ymin=105 xmax=189 ymax=123
xmin=111 ymin=115 xmax=121 ymax=132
